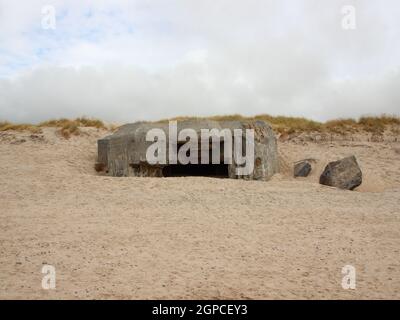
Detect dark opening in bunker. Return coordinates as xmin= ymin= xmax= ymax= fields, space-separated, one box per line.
xmin=162 ymin=140 xmax=229 ymax=178
xmin=162 ymin=164 xmax=229 ymax=177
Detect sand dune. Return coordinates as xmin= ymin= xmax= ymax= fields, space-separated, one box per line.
xmin=0 ymin=128 xmax=399 ymax=299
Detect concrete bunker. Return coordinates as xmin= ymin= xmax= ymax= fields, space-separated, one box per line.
xmin=97 ymin=119 xmax=279 ymax=181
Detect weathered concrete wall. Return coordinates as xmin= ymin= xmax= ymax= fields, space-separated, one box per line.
xmin=97 ymin=120 xmax=279 ymax=181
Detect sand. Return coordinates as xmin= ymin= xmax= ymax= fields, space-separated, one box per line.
xmin=0 ymin=128 xmax=399 ymax=299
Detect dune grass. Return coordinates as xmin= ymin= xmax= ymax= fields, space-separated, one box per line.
xmin=0 ymin=121 xmax=42 ymax=134
xmin=38 ymin=117 xmax=106 ymax=139
xmin=1 ymin=114 xmax=399 ymax=137
xmin=358 ymin=115 xmax=400 ymax=133
xmin=0 ymin=117 xmax=106 ymax=139
xmin=38 ymin=117 xmax=106 ymax=129
xmin=157 ymin=114 xmax=323 ymax=133
xmin=158 ymin=114 xmax=399 ymax=134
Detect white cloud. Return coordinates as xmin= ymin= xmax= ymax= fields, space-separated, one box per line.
xmin=0 ymin=0 xmax=399 ymax=123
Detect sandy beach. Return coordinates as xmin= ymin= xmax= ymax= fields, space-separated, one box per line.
xmin=1 ymin=127 xmax=399 ymax=299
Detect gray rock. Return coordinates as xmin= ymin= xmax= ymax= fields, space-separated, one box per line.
xmin=294 ymin=161 xmax=312 ymax=177
xmin=97 ymin=120 xmax=279 ymax=180
xmin=319 ymin=156 xmax=362 ymax=190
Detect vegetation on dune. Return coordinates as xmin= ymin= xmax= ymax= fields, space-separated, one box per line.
xmin=38 ymin=117 xmax=106 ymax=129
xmin=1 ymin=114 xmax=399 ymax=137
xmin=358 ymin=115 xmax=400 ymax=133
xmin=0 ymin=121 xmax=42 ymax=133
xmin=59 ymin=122 xmax=81 ymax=139
xmin=0 ymin=117 xmax=106 ymax=139
xmin=158 ymin=114 xmax=400 ymax=135
xmin=157 ymin=114 xmax=322 ymax=133
xmin=38 ymin=117 xmax=106 ymax=139
xmin=324 ymin=118 xmax=358 ymax=134
xmin=252 ymin=114 xmax=322 ymax=133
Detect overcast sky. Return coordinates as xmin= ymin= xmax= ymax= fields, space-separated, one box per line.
xmin=0 ymin=0 xmax=399 ymax=123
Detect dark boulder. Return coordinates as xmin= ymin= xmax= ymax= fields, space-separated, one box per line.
xmin=319 ymin=156 xmax=362 ymax=190
xmin=294 ymin=161 xmax=312 ymax=177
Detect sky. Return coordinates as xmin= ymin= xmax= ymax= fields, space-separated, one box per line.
xmin=0 ymin=0 xmax=399 ymax=123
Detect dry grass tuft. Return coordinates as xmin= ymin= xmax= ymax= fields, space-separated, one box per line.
xmin=324 ymin=118 xmax=358 ymax=135
xmin=0 ymin=121 xmax=42 ymax=133
xmin=39 ymin=117 xmax=106 ymax=139
xmin=1 ymin=117 xmax=106 ymax=139
xmin=59 ymin=122 xmax=80 ymax=139
xmin=358 ymin=115 xmax=400 ymax=133
xmin=253 ymin=115 xmax=322 ymax=133
xmin=39 ymin=117 xmax=106 ymax=129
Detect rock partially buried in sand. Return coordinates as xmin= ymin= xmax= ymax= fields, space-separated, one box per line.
xmin=319 ymin=156 xmax=362 ymax=190
xmin=294 ymin=161 xmax=312 ymax=177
